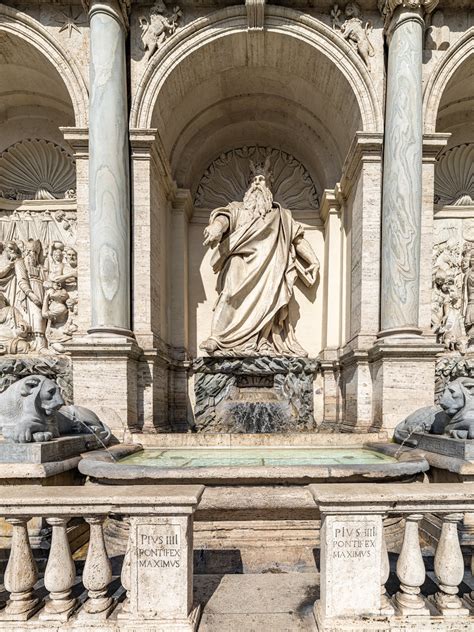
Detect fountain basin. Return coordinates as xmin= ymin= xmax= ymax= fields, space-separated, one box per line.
xmin=78 ymin=434 xmax=429 ymax=485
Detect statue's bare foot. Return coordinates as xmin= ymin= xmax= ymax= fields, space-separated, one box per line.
xmin=200 ymin=338 xmax=219 ymax=354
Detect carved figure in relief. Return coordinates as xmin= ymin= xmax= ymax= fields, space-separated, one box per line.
xmin=463 ymin=253 xmax=474 ymax=344
xmin=0 ymin=292 xmax=30 ymax=355
xmin=431 ymin=239 xmax=469 ymax=353
xmin=331 ymin=2 xmax=374 ymax=68
xmin=200 ymin=159 xmax=320 ymax=358
xmin=394 ymin=377 xmax=474 ymax=444
xmin=139 ymin=0 xmax=182 ymax=60
xmin=23 ymin=239 xmax=47 ymax=352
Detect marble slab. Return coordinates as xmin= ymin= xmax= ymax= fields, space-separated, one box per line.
xmin=0 ymin=435 xmax=101 ymax=464
xmin=414 ymin=433 xmax=474 ymax=461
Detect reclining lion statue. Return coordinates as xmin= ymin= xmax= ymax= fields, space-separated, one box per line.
xmin=0 ymin=374 xmax=111 ymax=444
xmin=394 ymin=377 xmax=474 ymax=445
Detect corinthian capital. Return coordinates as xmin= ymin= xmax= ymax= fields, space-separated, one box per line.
xmin=379 ymin=0 xmax=439 ymax=24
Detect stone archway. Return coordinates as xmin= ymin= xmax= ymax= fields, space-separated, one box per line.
xmin=0 ymin=3 xmax=89 ymax=126
xmin=423 ymin=28 xmax=474 ymax=134
xmin=131 ymin=5 xmax=383 ymax=137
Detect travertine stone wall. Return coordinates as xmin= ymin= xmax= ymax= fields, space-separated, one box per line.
xmin=0 ymin=1 xmax=472 ymax=432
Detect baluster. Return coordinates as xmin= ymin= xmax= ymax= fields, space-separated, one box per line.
xmin=39 ymin=517 xmax=77 ymax=621
xmin=118 ymin=531 xmax=132 ymax=617
xmin=79 ymin=516 xmax=114 ymax=619
xmin=380 ymin=528 xmax=395 ymax=615
xmin=394 ymin=514 xmax=430 ymax=615
xmin=434 ymin=513 xmax=469 ymax=616
xmin=0 ymin=518 xmax=41 ymax=620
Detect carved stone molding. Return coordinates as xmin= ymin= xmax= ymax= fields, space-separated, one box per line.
xmin=246 ymin=0 xmax=265 ymax=31
xmin=194 ymin=146 xmax=319 ymax=211
xmin=0 ymin=139 xmax=76 ymax=202
xmin=435 ymin=144 xmax=474 ymax=208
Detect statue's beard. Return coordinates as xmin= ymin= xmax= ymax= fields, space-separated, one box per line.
xmin=243 ymin=183 xmax=273 ymax=219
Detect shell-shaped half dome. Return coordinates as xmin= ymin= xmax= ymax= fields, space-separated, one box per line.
xmin=0 ymin=139 xmax=76 ymax=201
xmin=435 ymin=143 xmax=474 ymax=207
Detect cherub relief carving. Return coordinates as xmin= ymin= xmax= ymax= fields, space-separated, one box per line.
xmin=331 ymin=2 xmax=375 ymax=69
xmin=139 ymin=0 xmax=182 ymax=61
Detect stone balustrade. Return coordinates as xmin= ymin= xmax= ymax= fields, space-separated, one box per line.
xmin=311 ymin=483 xmax=474 ymax=631
xmin=0 ymin=485 xmax=204 ymax=631
xmin=0 ymin=483 xmax=473 ymax=631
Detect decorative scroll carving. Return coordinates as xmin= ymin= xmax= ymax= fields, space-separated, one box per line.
xmin=435 ymin=144 xmax=474 ymax=207
xmin=139 ymin=0 xmax=182 ymax=61
xmin=0 ymin=140 xmax=76 ymax=201
xmin=194 ymin=147 xmax=319 ymax=211
xmin=331 ymin=3 xmax=374 ymax=68
xmin=0 ymin=208 xmax=78 ymax=354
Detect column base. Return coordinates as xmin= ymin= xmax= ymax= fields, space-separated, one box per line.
xmin=68 ymin=335 xmax=142 ymax=439
xmin=88 ymin=325 xmax=134 ymax=338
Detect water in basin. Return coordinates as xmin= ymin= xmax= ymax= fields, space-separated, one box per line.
xmin=118 ymin=447 xmax=396 ymax=468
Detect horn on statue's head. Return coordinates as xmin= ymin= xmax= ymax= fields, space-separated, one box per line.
xmin=249 ymin=156 xmax=273 ymax=184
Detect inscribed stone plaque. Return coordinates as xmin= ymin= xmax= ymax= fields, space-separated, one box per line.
xmin=320 ymin=514 xmax=382 ymax=619
xmin=130 ymin=516 xmax=192 ymax=620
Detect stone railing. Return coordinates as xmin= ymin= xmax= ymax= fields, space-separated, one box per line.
xmin=0 ymin=485 xmax=204 ymax=630
xmin=311 ymin=483 xmax=474 ymax=631
xmin=0 ymin=483 xmax=473 ymax=631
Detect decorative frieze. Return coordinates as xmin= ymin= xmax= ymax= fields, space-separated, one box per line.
xmin=194 ymin=146 xmax=319 ymax=211
xmin=0 ymin=204 xmax=78 ymax=355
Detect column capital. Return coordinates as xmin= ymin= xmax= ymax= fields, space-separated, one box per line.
xmin=82 ymin=0 xmax=130 ymax=30
xmin=379 ymin=0 xmax=438 ymax=29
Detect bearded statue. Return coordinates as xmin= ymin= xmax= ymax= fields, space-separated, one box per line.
xmin=200 ymin=158 xmax=320 ymax=357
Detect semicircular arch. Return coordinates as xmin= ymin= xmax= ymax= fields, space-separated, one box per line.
xmin=0 ymin=3 xmax=89 ymax=127
xmin=131 ymin=5 xmax=383 ymax=134
xmin=423 ymin=28 xmax=474 ymax=134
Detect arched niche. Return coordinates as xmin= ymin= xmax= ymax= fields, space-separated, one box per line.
xmin=0 ymin=5 xmax=88 ymax=129
xmin=132 ymin=6 xmax=382 ymax=359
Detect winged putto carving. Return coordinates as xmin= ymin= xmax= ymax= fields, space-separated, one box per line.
xmin=139 ymin=0 xmax=182 ymax=61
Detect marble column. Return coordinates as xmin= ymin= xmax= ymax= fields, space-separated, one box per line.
xmin=88 ymin=0 xmax=131 ymax=336
xmin=380 ymin=0 xmax=438 ymax=337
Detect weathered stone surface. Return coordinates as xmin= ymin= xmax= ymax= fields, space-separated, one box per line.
xmin=193 ymin=356 xmax=318 ymax=433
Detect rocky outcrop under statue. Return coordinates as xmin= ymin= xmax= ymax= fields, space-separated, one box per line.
xmin=193 ymin=356 xmax=318 ymax=433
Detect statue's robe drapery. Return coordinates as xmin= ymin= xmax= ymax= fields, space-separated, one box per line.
xmin=207 ymin=201 xmax=310 ymax=356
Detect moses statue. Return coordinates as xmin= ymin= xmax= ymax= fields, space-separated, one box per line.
xmin=200 ymin=158 xmax=320 ymax=357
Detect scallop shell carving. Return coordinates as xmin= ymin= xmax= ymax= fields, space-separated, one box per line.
xmin=435 ymin=143 xmax=474 ymax=207
xmin=0 ymin=139 xmax=76 ymax=201
xmin=194 ymin=146 xmax=319 ymax=211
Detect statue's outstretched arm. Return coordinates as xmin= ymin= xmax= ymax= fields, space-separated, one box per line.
xmin=203 ymin=213 xmax=230 ymax=247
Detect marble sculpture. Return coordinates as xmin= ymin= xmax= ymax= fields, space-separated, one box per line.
xmin=200 ymin=158 xmax=320 ymax=358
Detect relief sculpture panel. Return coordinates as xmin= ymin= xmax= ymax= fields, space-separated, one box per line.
xmin=0 ymin=139 xmax=78 ymax=356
